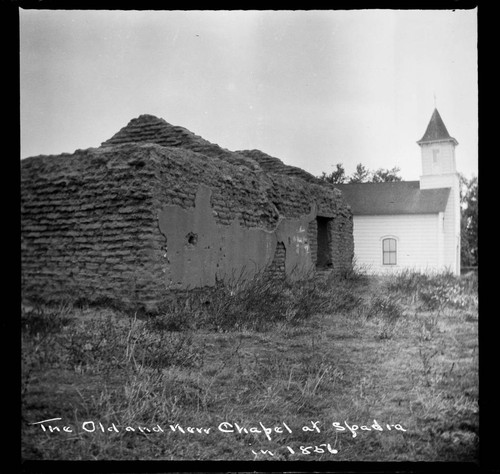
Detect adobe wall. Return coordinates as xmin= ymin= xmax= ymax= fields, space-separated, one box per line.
xmin=21 ymin=142 xmax=354 ymax=310
xmin=156 ymin=184 xmax=317 ymax=290
xmin=148 ymin=145 xmax=354 ymax=300
xmin=21 ymin=145 xmax=162 ymax=307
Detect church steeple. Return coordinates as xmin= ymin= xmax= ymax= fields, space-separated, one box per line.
xmin=417 ymin=107 xmax=461 ymax=276
xmin=417 ymin=108 xmax=458 ymax=146
xmin=418 ymin=108 xmax=458 ymax=177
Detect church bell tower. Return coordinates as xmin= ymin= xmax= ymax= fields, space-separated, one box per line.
xmin=417 ymin=108 xmax=461 ymax=275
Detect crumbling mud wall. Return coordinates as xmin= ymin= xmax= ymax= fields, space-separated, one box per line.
xmin=20 ymin=146 xmax=162 ymax=307
xmin=157 ymin=184 xmax=317 ymax=290
xmin=237 ymin=148 xmax=354 ymax=274
xmin=21 ymin=115 xmax=354 ymax=311
xmin=147 ymin=142 xmax=354 ymax=302
xmin=264 ymin=171 xmax=354 ymax=275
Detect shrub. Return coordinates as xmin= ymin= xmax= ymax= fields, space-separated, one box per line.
xmin=385 ymin=270 xmax=430 ymax=302
xmin=165 ymin=266 xmax=362 ymax=332
xmin=367 ymin=295 xmax=405 ymax=339
xmin=367 ymin=295 xmax=404 ymax=321
xmin=418 ymin=273 xmax=478 ymax=312
xmin=197 ymin=271 xmax=299 ymax=331
xmin=419 ymin=285 xmax=449 ymax=312
xmin=337 ymin=259 xmax=370 ymax=284
xmin=21 ymin=303 xmax=73 ymax=337
xmin=385 ymin=270 xmax=478 ymax=312
xmin=53 ymin=314 xmax=130 ymax=373
xmin=146 ymin=298 xmax=197 ymax=332
xmin=22 ymin=306 xmax=204 ymax=379
xmin=292 ymin=278 xmax=330 ymax=322
xmin=317 ymin=272 xmax=365 ymax=315
xmin=21 ymin=304 xmax=75 ymax=377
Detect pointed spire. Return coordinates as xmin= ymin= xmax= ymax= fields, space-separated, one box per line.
xmin=417 ymin=108 xmax=458 ymax=146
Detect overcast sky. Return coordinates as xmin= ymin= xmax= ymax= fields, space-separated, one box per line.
xmin=20 ymin=9 xmax=478 ymax=180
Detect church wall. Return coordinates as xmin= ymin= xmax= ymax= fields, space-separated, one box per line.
xmin=420 ymin=142 xmax=456 ymax=175
xmin=351 ymin=214 xmax=440 ymax=274
xmin=420 ymin=173 xmax=461 ymax=275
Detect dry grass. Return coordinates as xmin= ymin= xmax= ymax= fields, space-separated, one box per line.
xmin=21 ymin=269 xmax=478 ymax=461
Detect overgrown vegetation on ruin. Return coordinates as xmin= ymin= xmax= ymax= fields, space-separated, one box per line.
xmin=21 ymin=269 xmax=478 ymax=462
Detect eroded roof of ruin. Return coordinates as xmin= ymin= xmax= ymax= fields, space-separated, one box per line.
xmin=101 ymin=114 xmax=260 ymax=170
xmin=236 ymin=149 xmax=324 ymax=184
xmin=100 ymin=114 xmax=330 ymax=187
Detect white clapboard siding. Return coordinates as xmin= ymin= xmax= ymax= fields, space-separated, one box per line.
xmin=420 ymin=143 xmax=457 ymax=175
xmin=352 ymin=214 xmax=440 ymax=274
xmin=442 ymin=182 xmax=460 ymax=274
xmin=421 ymin=173 xmax=460 ymax=274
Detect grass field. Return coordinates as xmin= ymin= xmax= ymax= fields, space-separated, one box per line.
xmin=21 ymin=269 xmax=478 ymax=461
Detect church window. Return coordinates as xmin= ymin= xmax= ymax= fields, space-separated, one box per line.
xmin=432 ymin=149 xmax=439 ymax=163
xmin=382 ymin=238 xmax=397 ymax=265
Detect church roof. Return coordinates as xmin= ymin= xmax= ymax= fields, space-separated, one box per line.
xmin=417 ymin=108 xmax=458 ymax=145
xmin=334 ymin=181 xmax=450 ymax=215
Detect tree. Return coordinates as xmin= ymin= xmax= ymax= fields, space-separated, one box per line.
xmin=459 ymin=174 xmax=478 ymax=267
xmin=371 ymin=167 xmax=402 ymax=183
xmin=348 ymin=163 xmax=371 ymax=183
xmin=318 ymin=163 xmax=403 ymax=184
xmin=319 ymin=163 xmax=346 ymax=184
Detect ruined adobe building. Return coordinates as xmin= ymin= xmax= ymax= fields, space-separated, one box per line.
xmin=21 ymin=115 xmax=354 ymax=310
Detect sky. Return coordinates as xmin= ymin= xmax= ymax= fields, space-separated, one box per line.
xmin=20 ymin=9 xmax=478 ymax=180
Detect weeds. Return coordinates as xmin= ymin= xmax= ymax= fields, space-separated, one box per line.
xmin=385 ymin=269 xmax=429 ymax=301
xmin=146 ymin=298 xmax=196 ymax=332
xmin=22 ymin=266 xmax=478 ymax=462
xmin=317 ymin=272 xmax=366 ymax=315
xmin=418 ymin=346 xmax=441 ymax=386
xmin=191 ymin=269 xmax=333 ymax=332
xmin=385 ymin=269 xmax=478 ymax=313
xmin=192 ymin=271 xmax=288 ymax=331
xmin=22 ymin=306 xmax=203 ymax=381
xmin=21 ymin=303 xmax=75 ymax=401
xmin=21 ymin=303 xmax=73 ymax=336
xmin=337 ymin=260 xmax=371 ymax=284
xmin=366 ymin=295 xmax=405 ymax=339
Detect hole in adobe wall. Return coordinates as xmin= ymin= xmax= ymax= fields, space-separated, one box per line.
xmin=131 ymin=160 xmax=146 ymax=169
xmin=186 ymin=232 xmax=198 ymax=247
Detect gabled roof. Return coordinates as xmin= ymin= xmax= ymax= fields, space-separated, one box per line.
xmin=335 ymin=181 xmax=450 ymax=215
xmin=417 ymin=108 xmax=458 ymax=145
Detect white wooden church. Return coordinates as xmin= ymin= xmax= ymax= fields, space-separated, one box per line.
xmin=336 ymin=108 xmax=461 ymax=275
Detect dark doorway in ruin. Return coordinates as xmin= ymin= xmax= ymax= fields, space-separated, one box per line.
xmin=316 ymin=216 xmax=332 ymax=268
